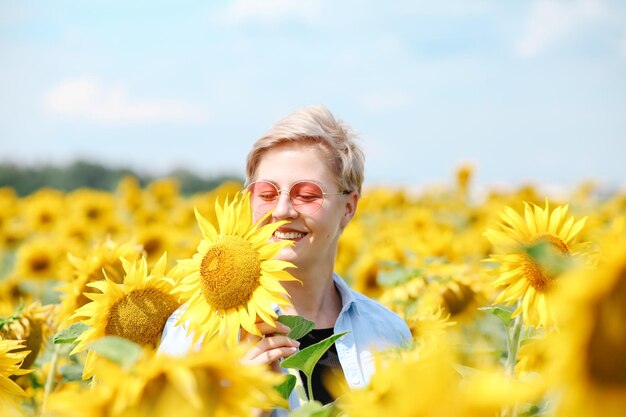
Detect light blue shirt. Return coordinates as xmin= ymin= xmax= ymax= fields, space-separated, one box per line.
xmin=158 ymin=273 xmax=412 ymax=414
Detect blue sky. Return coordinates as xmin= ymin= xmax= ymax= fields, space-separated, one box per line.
xmin=1 ymin=0 xmax=625 ymax=191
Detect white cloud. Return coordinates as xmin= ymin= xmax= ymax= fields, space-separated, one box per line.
xmin=517 ymin=0 xmax=606 ymax=58
xmin=220 ymin=0 xmax=322 ymax=25
xmin=44 ymin=77 xmax=208 ymax=124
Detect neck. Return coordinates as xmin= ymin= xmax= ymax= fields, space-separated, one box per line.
xmin=281 ymin=267 xmax=342 ymax=329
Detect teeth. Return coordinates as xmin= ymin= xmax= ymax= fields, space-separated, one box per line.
xmin=274 ymin=231 xmax=305 ymax=240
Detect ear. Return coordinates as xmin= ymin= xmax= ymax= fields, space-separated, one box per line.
xmin=340 ymin=192 xmax=359 ymax=230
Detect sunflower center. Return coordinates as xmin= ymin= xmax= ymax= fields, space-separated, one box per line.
xmin=86 ymin=207 xmax=102 ymax=220
xmin=30 ymin=255 xmax=51 ymax=272
xmin=521 ymin=256 xmax=551 ymax=292
xmin=142 ymin=238 xmax=163 ymax=259
xmin=585 ymin=266 xmax=626 ymax=387
xmin=523 ymin=234 xmax=571 ymax=292
xmin=105 ymin=288 xmax=180 ymax=347
xmin=39 ymin=212 xmax=53 ymax=224
xmin=441 ymin=283 xmax=474 ymax=316
xmin=199 ymin=235 xmax=261 ymax=310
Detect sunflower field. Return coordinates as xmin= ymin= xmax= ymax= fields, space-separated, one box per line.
xmin=1 ymin=169 xmax=625 ymax=417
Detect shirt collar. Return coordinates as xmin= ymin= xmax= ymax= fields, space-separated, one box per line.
xmin=333 ymin=273 xmax=358 ymax=315
xmin=273 ymin=273 xmax=358 ymax=316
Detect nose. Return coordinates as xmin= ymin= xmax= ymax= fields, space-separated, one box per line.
xmin=272 ymin=190 xmax=298 ymax=219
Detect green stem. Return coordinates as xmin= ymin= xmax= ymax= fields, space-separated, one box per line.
xmin=287 ymin=368 xmax=309 ymax=405
xmin=501 ymin=302 xmax=524 ymax=417
xmin=307 ymin=375 xmax=314 ymax=405
xmin=40 ymin=343 xmax=61 ymax=416
xmin=506 ymin=310 xmax=523 ymax=378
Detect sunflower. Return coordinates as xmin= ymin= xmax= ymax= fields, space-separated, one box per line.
xmin=133 ymin=223 xmax=179 ymax=265
xmin=0 ymin=301 xmax=57 ymax=371
xmin=174 ymin=192 xmax=298 ymax=347
xmin=13 ymin=236 xmax=66 ymax=280
xmin=378 ymin=276 xmax=426 ymax=317
xmin=70 ymin=254 xmax=180 ymax=377
xmin=43 ymin=383 xmax=113 ymax=417
xmin=65 ymin=188 xmax=119 ymax=235
xmin=22 ymin=188 xmax=65 ymax=233
xmin=547 ymin=238 xmax=626 ymax=417
xmin=350 ymin=232 xmax=407 ymax=298
xmin=0 ymin=338 xmax=31 ymax=408
xmin=117 ymin=175 xmax=143 ymax=213
xmin=57 ymin=239 xmax=143 ymax=325
xmin=336 ymin=336 xmax=465 ymax=417
xmin=0 ymin=276 xmax=32 ymax=316
xmin=89 ymin=338 xmax=285 ymax=417
xmin=484 ymin=200 xmax=588 ymax=328
xmin=404 ymin=307 xmax=454 ymax=348
xmin=0 ymin=188 xmax=19 ymax=248
xmin=338 ymin=332 xmax=543 ymax=417
xmin=185 ymin=180 xmax=246 ymax=232
xmin=146 ymin=177 xmax=181 ymax=209
xmin=417 ymin=262 xmax=490 ymax=325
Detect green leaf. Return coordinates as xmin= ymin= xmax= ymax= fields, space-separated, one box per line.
xmin=89 ymin=336 xmax=142 ymax=369
xmin=478 ymin=306 xmax=514 ymax=326
xmin=53 ymin=323 xmax=89 ymax=344
xmin=281 ymin=331 xmax=349 ymax=402
xmin=524 ymin=241 xmax=574 ymax=277
xmin=274 ymin=374 xmax=297 ymax=400
xmin=288 ymin=400 xmax=337 ymax=417
xmin=278 ymin=315 xmax=316 ymax=340
xmin=58 ymin=363 xmax=84 ymax=382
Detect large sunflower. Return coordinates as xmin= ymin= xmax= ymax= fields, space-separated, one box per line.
xmin=174 ymin=192 xmax=298 ymax=347
xmin=548 ymin=237 xmax=626 ymax=417
xmin=336 ymin=337 xmax=465 ymax=417
xmin=57 ymin=239 xmax=143 ymax=325
xmin=70 ymin=254 xmax=180 ymax=377
xmin=337 ymin=334 xmax=542 ymax=417
xmin=48 ymin=337 xmax=284 ymax=417
xmin=484 ymin=200 xmax=588 ymax=328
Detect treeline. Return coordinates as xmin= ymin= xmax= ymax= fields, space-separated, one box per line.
xmin=0 ymin=160 xmax=243 ymax=196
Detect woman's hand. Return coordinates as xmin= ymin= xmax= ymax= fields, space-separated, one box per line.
xmin=241 ymin=318 xmax=300 ymax=369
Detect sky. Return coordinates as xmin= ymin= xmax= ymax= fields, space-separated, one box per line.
xmin=1 ymin=0 xmax=625 ymax=192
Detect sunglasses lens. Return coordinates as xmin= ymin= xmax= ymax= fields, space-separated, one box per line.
xmin=247 ymin=181 xmax=279 ymax=213
xmin=290 ymin=182 xmax=324 ymax=213
xmin=247 ymin=181 xmax=326 ymax=215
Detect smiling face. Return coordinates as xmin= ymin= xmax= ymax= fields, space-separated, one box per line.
xmin=250 ymin=142 xmax=358 ymax=272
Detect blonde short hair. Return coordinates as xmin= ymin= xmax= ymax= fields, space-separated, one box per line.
xmin=246 ymin=106 xmax=365 ymax=195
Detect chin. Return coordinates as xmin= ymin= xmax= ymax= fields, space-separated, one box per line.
xmin=276 ymin=246 xmax=298 ymax=263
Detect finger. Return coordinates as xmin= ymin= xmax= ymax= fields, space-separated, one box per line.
xmin=244 ymin=346 xmax=299 ymax=366
xmin=243 ymin=336 xmax=300 ymax=361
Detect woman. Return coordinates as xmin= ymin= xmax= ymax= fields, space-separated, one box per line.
xmin=160 ymin=106 xmax=411 ymax=412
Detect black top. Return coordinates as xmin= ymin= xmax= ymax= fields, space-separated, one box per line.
xmin=297 ymin=328 xmax=344 ymax=405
